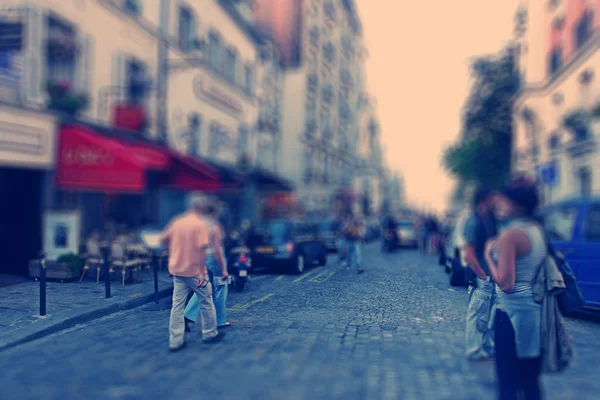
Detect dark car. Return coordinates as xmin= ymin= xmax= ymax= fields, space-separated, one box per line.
xmin=249 ymin=219 xmax=328 ymax=274
xmin=318 ymin=220 xmax=341 ymax=252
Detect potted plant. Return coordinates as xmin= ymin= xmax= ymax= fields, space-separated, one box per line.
xmin=46 ymin=80 xmax=89 ymax=116
xmin=562 ymin=109 xmax=589 ymax=140
xmin=28 ymin=253 xmax=83 ymax=281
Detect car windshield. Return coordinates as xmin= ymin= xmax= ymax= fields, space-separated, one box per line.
xmin=319 ymin=221 xmax=339 ymax=232
xmin=261 ymin=220 xmax=291 ymax=244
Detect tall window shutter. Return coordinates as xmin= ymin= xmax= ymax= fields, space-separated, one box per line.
xmin=111 ymin=52 xmax=125 ymax=103
xmin=22 ymin=8 xmax=46 ymax=105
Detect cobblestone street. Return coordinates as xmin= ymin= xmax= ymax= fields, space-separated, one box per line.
xmin=1 ymin=245 xmax=599 ymax=400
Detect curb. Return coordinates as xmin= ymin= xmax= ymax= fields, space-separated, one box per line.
xmin=0 ymin=286 xmax=173 ymax=353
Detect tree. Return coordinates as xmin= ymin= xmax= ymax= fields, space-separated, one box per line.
xmin=443 ymin=45 xmax=521 ymax=190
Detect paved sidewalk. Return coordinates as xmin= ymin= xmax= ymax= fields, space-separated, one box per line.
xmin=0 ymin=270 xmax=173 ymax=351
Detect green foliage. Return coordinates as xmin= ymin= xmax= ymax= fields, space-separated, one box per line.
xmin=592 ymin=102 xmax=600 ymax=119
xmin=443 ymin=46 xmax=520 ymax=190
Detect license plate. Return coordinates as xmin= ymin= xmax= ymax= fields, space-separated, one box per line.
xmin=239 ymin=270 xmax=247 ymax=277
xmin=257 ymin=247 xmax=275 ymax=253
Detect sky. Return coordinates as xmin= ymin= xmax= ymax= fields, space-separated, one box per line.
xmin=356 ymin=0 xmax=521 ymax=212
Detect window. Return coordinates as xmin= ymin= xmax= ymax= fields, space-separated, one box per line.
xmin=209 ymin=123 xmax=222 ymax=155
xmin=303 ymin=148 xmax=313 ymax=183
xmin=188 ymin=113 xmax=201 ymax=156
xmin=46 ymin=16 xmax=77 ymax=86
xmin=123 ymin=0 xmax=142 ymax=15
xmin=578 ymin=167 xmax=592 ymax=197
xmin=226 ymin=48 xmax=237 ymax=84
xmin=209 ymin=30 xmax=222 ymax=70
xmin=238 ymin=124 xmax=249 ymax=155
xmin=178 ymin=6 xmax=194 ymax=52
xmin=575 ymin=10 xmax=594 ymax=50
xmin=244 ymin=64 xmax=254 ymax=96
xmin=548 ymin=47 xmax=562 ymax=76
xmin=543 ymin=207 xmax=578 ymax=241
xmin=126 ymin=58 xmax=148 ymax=104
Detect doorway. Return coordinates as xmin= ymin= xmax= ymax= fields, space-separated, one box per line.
xmin=0 ymin=167 xmax=42 ymax=275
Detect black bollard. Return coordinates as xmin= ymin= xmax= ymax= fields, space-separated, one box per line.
xmin=153 ymin=254 xmax=159 ymax=304
xmin=39 ymin=257 xmax=47 ymax=316
xmin=103 ymin=247 xmax=111 ymax=299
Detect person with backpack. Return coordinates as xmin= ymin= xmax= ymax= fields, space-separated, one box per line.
xmin=463 ymin=189 xmax=498 ymax=361
xmin=484 ymin=178 xmax=548 ymax=399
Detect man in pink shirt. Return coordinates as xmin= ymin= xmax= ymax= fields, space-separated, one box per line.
xmin=161 ymin=192 xmax=224 ymax=351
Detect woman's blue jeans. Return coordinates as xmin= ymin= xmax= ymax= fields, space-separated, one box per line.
xmin=184 ymin=255 xmax=228 ymax=326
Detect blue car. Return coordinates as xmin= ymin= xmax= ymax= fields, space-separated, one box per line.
xmin=540 ymin=197 xmax=600 ymax=309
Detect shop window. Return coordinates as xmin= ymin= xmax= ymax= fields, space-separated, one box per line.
xmin=584 ymin=205 xmax=600 ymax=241
xmin=543 ymin=206 xmax=578 ymax=241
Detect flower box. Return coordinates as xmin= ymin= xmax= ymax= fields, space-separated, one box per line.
xmin=28 ymin=260 xmax=81 ymax=281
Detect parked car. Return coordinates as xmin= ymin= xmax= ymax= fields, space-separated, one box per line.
xmin=318 ymin=220 xmax=341 ymax=252
xmin=444 ymin=209 xmax=471 ymax=287
xmin=539 ymin=197 xmax=600 ymax=309
xmin=396 ymin=221 xmax=418 ymax=248
xmin=249 ymin=219 xmax=328 ymax=275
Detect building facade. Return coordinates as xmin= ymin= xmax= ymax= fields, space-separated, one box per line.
xmin=253 ymin=0 xmax=367 ymax=213
xmin=0 ymin=0 xmax=288 ymax=275
xmin=513 ymin=0 xmax=600 ymax=203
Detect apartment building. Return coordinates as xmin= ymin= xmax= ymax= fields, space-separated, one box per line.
xmin=513 ymin=0 xmax=600 ymax=202
xmin=253 ymin=0 xmax=368 ymax=213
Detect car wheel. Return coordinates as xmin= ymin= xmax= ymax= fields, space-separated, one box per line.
xmin=450 ymin=257 xmax=465 ymax=287
xmin=290 ymin=254 xmax=305 ymax=275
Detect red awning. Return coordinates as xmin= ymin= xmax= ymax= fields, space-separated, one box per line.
xmin=57 ymin=124 xmax=226 ymax=194
xmin=57 ymin=125 xmax=147 ymax=193
xmin=118 ymin=140 xmax=171 ymax=171
xmin=167 ymin=151 xmax=222 ymax=192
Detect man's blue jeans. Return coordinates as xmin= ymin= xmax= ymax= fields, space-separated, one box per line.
xmin=346 ymin=241 xmax=362 ymax=271
xmin=337 ymin=237 xmax=346 ymax=263
xmin=184 ymin=255 xmax=228 ymax=327
xmin=465 ymin=277 xmax=497 ymax=359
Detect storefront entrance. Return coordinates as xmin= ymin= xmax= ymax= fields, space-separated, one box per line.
xmin=0 ymin=167 xmax=42 ymax=276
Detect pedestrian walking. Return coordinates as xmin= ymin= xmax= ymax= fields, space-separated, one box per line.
xmin=463 ymin=189 xmax=497 ymax=361
xmin=184 ymin=199 xmax=231 ymax=330
xmin=161 ymin=192 xmax=225 ymax=352
xmin=484 ymin=178 xmax=547 ymax=399
xmin=343 ymin=210 xmax=365 ymax=274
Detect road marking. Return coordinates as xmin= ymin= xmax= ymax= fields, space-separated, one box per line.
xmin=228 ymin=293 xmax=274 ymax=311
xmin=275 ymin=275 xmax=285 ymax=281
xmin=250 ymin=275 xmax=269 ymax=281
xmin=308 ymin=268 xmax=338 ymax=283
xmin=293 ymin=268 xmax=322 ymax=283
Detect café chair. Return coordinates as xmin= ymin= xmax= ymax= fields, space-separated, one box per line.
xmin=110 ymin=240 xmax=137 ymax=287
xmin=82 ymin=237 xmax=104 ymax=284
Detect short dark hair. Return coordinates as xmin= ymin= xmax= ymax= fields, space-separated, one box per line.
xmin=473 ymin=189 xmax=491 ymax=207
xmin=501 ymin=176 xmax=539 ymax=216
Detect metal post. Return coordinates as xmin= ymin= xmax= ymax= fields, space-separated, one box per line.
xmin=153 ymin=254 xmax=159 ymax=304
xmin=103 ymin=247 xmax=111 ymax=299
xmin=39 ymin=257 xmax=46 ymax=316
xmin=156 ymin=0 xmax=170 ymax=143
